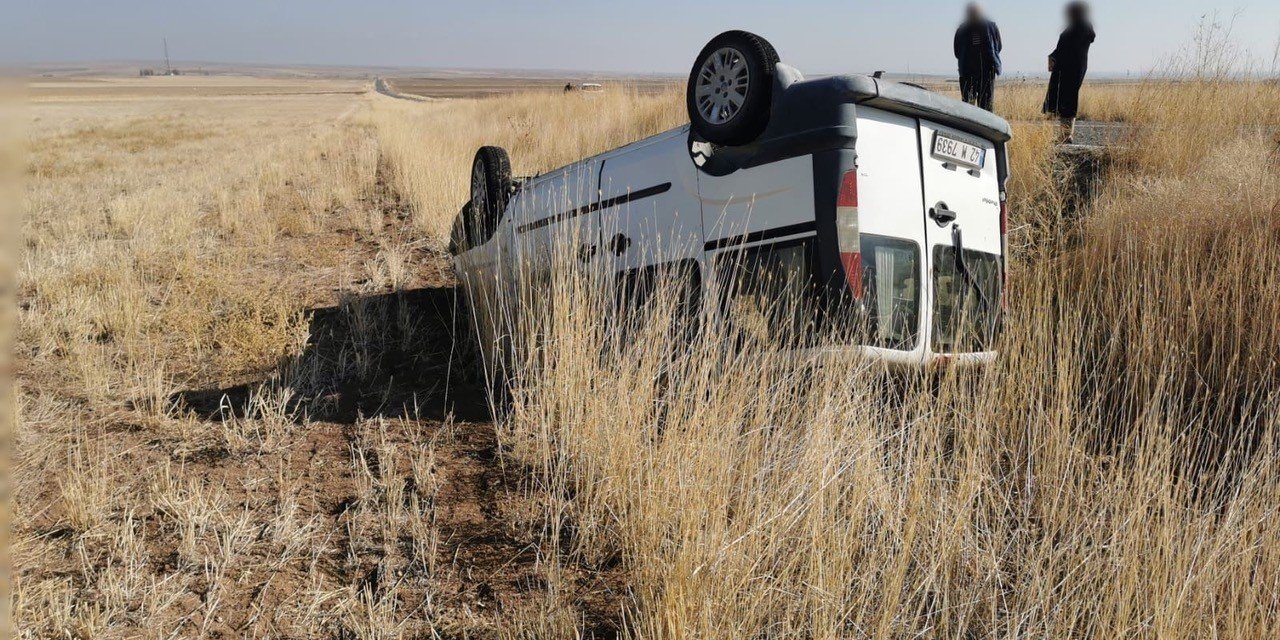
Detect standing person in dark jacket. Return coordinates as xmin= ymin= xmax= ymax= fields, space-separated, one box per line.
xmin=1044 ymin=1 xmax=1096 ymax=142
xmin=954 ymin=2 xmax=1002 ymax=112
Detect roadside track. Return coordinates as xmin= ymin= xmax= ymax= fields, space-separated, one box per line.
xmin=375 ymin=77 xmax=429 ymax=102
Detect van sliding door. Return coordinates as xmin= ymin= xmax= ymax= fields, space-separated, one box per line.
xmin=596 ymin=128 xmax=703 ymax=276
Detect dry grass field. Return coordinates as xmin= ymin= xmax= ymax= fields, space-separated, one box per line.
xmin=15 ymin=78 xmax=517 ymax=638
xmin=12 ymin=58 xmax=1280 ymax=640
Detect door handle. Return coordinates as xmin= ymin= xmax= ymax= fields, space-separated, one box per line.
xmin=929 ymin=203 xmax=958 ymax=226
xmin=605 ymin=233 xmax=632 ymax=256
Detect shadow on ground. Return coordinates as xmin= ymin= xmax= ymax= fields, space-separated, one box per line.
xmin=174 ymin=285 xmax=491 ymax=425
xmin=167 ymin=285 xmax=626 ymax=636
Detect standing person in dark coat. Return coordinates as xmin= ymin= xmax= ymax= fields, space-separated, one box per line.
xmin=1043 ymin=1 xmax=1096 ymax=142
xmin=954 ymin=2 xmax=1003 ymax=112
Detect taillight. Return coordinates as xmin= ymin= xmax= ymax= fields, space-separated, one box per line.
xmin=999 ymin=199 xmax=1008 ymax=237
xmin=837 ymin=170 xmax=861 ymax=299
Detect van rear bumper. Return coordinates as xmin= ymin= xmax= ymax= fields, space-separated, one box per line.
xmin=801 ymin=345 xmax=997 ymax=371
xmin=921 ymin=351 xmax=997 ymax=369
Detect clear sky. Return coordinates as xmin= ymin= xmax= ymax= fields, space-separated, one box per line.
xmin=6 ymin=1 xmax=1279 ymax=76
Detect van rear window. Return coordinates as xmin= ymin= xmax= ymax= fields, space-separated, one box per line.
xmin=931 ymin=246 xmax=1001 ymax=353
xmin=860 ymin=236 xmax=921 ymax=351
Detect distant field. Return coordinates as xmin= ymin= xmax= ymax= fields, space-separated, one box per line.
xmin=386 ymin=75 xmax=679 ymax=98
xmin=27 ymin=76 xmax=367 ymax=102
xmin=26 ymin=77 xmax=369 ymax=139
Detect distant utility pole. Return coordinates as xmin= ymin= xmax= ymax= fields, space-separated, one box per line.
xmin=163 ymin=37 xmax=172 ymax=75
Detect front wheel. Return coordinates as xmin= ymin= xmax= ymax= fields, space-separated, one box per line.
xmin=686 ymin=30 xmax=780 ymax=146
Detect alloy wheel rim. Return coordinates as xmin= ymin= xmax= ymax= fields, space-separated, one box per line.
xmin=694 ymin=47 xmax=750 ymax=125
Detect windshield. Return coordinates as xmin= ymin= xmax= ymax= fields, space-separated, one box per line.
xmin=931 ymin=246 xmax=1001 ymax=353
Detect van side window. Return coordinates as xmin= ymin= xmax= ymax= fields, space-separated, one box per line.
xmin=475 ymin=201 xmax=499 ymax=246
xmin=713 ymin=237 xmax=922 ymax=351
xmin=713 ymin=238 xmax=830 ymax=346
xmin=615 ymin=260 xmax=702 ymax=343
xmin=458 ymin=194 xmax=510 ymax=250
xmin=448 ymin=200 xmax=500 ymax=255
xmin=482 ymin=195 xmax=508 ymax=243
xmin=449 ymin=204 xmax=471 ymax=255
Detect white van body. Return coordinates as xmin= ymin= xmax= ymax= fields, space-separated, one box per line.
xmin=453 ymin=70 xmax=1010 ymax=368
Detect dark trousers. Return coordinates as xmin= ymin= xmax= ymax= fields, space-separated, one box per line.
xmin=959 ymin=72 xmax=996 ymax=112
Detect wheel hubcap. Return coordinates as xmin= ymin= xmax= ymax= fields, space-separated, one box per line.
xmin=694 ymin=47 xmax=750 ymax=125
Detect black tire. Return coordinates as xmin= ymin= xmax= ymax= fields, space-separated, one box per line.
xmin=686 ymin=31 xmax=780 ymax=146
xmin=758 ymin=37 xmax=780 ymax=69
xmin=449 ymin=201 xmax=472 ymax=254
xmin=469 ymin=146 xmax=512 ymax=241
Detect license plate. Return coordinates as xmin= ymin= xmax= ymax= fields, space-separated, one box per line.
xmin=932 ymin=132 xmax=986 ymax=169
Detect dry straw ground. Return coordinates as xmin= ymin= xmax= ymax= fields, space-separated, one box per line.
xmin=12 ymin=44 xmax=1280 ymax=639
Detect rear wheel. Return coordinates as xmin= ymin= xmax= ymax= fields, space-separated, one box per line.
xmin=469 ymin=146 xmax=512 ymax=240
xmin=686 ymin=31 xmax=780 ymax=146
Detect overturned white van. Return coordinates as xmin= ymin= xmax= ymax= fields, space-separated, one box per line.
xmin=450 ymin=31 xmax=1011 ymax=368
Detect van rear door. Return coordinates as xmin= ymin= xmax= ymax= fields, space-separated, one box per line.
xmin=852 ymin=107 xmax=929 ymax=362
xmin=917 ymin=121 xmax=1002 ymax=355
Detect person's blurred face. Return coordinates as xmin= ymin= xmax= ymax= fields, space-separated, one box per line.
xmin=965 ymin=2 xmax=984 ymax=22
xmin=1066 ymin=2 xmax=1089 ymax=23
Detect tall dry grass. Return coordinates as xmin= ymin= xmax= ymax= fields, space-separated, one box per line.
xmin=12 ymin=92 xmax=401 ymax=637
xmin=372 ymin=86 xmax=684 ymax=243
xmin=373 ymin=69 xmax=1280 ymax=636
